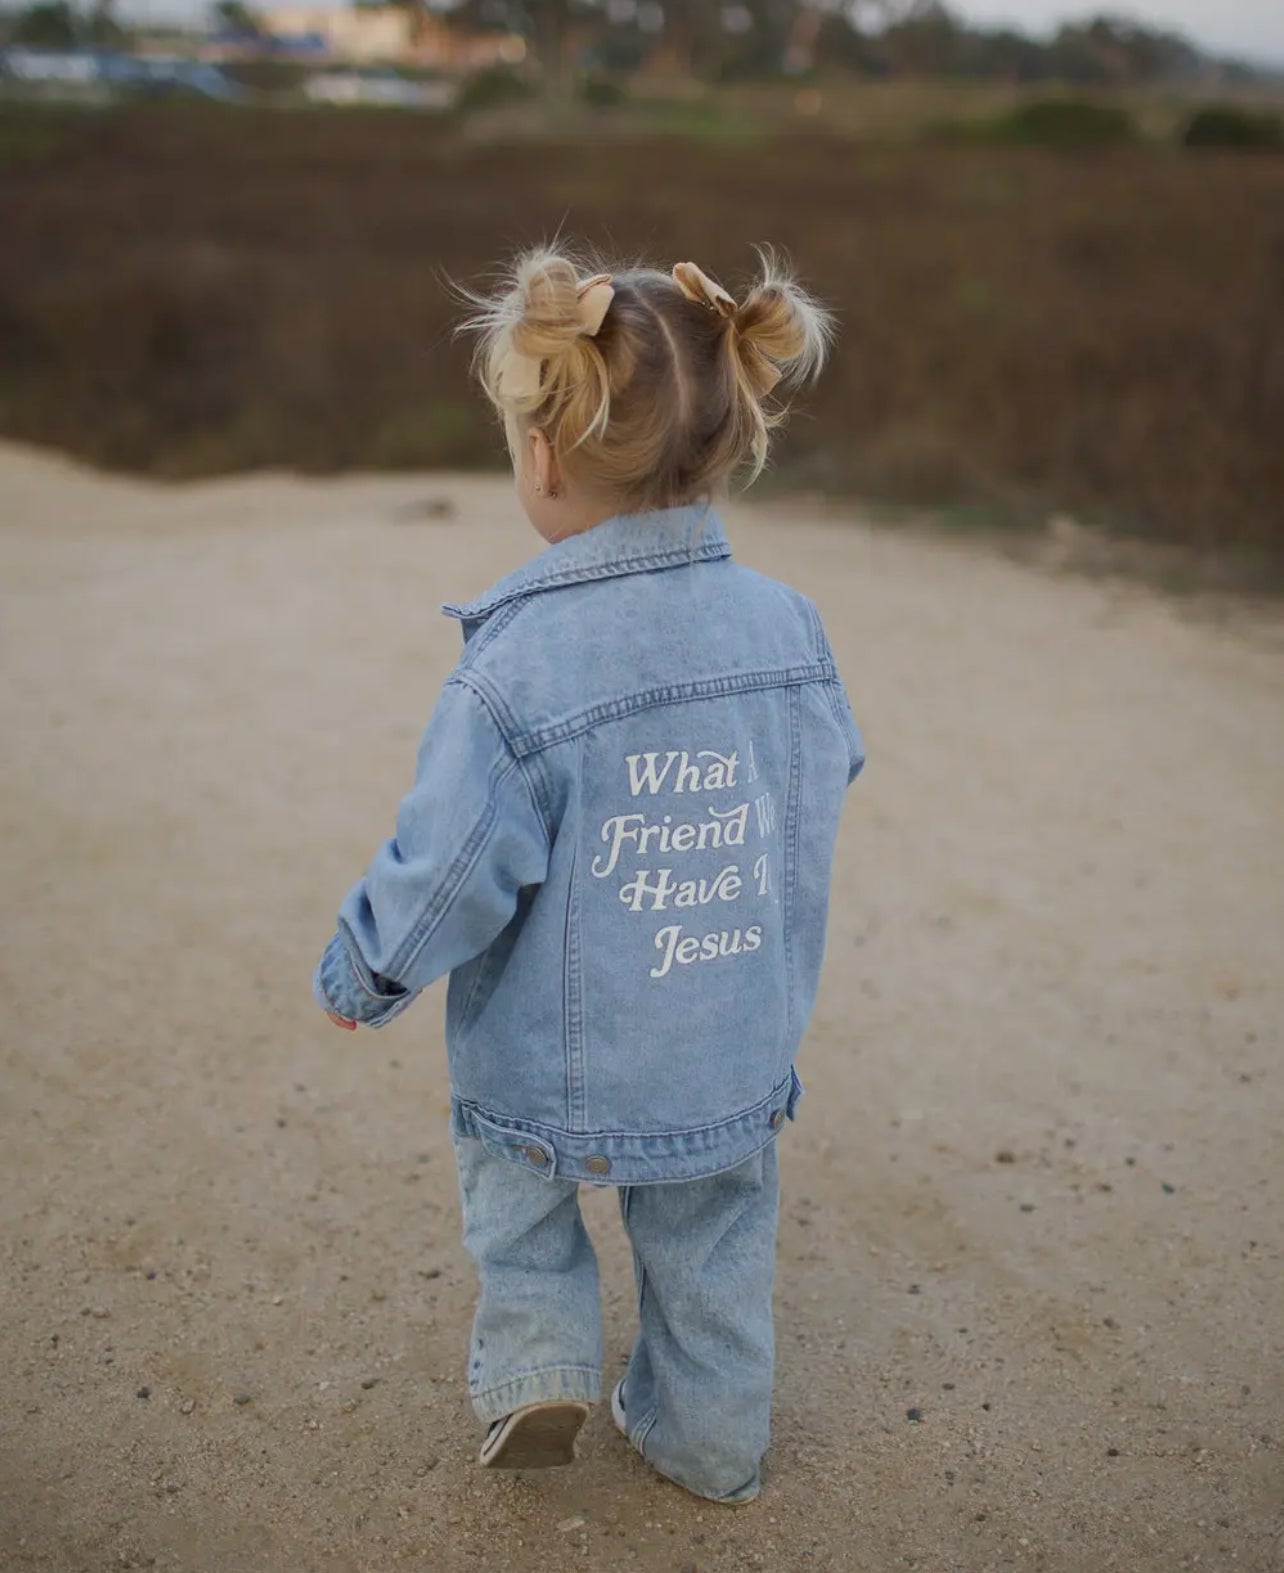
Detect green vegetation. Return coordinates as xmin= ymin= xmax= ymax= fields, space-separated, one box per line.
xmin=578 ymin=73 xmax=627 ymax=110
xmin=0 ymin=103 xmax=98 ymax=167
xmin=627 ymin=95 xmax=765 ymax=148
xmin=368 ymin=402 xmax=485 ymax=471
xmin=453 ymin=66 xmax=535 ymax=118
xmin=3 ymin=0 xmax=128 ymax=46
xmin=929 ymin=97 xmax=1138 ymax=149
xmin=7 ymin=1 xmax=80 ymax=47
xmin=1181 ymin=105 xmax=1284 ymax=150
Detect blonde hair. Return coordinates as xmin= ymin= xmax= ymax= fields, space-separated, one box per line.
xmin=459 ymin=245 xmax=834 ymax=510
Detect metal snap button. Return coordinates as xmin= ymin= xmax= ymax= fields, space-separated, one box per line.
xmin=770 ymin=1109 xmax=786 ymax=1132
xmin=585 ymin=1155 xmax=611 ymax=1175
xmin=524 ymin=1146 xmax=549 ymax=1167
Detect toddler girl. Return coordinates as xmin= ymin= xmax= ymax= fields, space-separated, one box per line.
xmin=314 ymin=245 xmax=864 ymax=1505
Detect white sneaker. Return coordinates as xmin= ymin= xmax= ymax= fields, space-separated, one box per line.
xmin=478 ymin=1400 xmax=591 ymax=1469
xmin=611 ymin=1377 xmax=628 ymax=1437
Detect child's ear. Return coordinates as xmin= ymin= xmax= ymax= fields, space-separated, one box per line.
xmin=528 ymin=428 xmax=559 ymax=496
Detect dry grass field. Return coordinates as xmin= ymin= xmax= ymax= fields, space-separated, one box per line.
xmin=2 ymin=99 xmax=1282 ymax=556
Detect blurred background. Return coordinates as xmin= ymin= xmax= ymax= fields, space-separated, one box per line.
xmin=1 ymin=0 xmax=1282 ymax=563
xmin=5 ymin=9 xmax=1284 ymax=1569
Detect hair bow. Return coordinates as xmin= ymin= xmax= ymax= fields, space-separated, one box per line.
xmin=673 ymin=260 xmax=781 ymax=393
xmin=576 ymin=272 xmax=615 ymax=334
xmin=672 ymin=261 xmax=737 ymax=319
xmin=499 ymin=273 xmax=616 ymax=402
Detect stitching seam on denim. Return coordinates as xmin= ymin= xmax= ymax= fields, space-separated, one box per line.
xmin=564 ymin=833 xmax=586 ymax=1133
xmin=802 ymin=594 xmax=827 ymax=663
xmin=621 ymin=1183 xmax=652 ymax=1453
xmin=783 ymin=685 xmax=802 ymax=1049
xmin=444 ymin=539 xmax=731 ymax=618
xmin=454 ymin=596 xmax=529 ymax=664
xmin=471 ymin=1364 xmax=601 ymax=1398
xmin=450 ymin=669 xmax=523 ymax=747
xmin=510 ymin=664 xmax=835 ymax=758
xmin=452 ymin=670 xmax=554 ymax=840
xmin=328 ymin=933 xmax=406 ymax=1013
xmin=383 ymin=755 xmax=516 ymax=982
xmin=456 ymin=1072 xmax=792 ymax=1144
xmin=822 ymin=677 xmax=846 ymax=732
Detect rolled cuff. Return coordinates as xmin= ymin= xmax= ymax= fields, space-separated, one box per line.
xmin=313 ymin=930 xmax=415 ymax=1028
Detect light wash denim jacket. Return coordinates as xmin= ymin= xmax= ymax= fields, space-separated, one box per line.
xmin=314 ymin=505 xmax=864 ymax=1185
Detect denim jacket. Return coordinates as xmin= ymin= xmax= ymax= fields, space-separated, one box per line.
xmin=314 ymin=505 xmax=864 ymax=1185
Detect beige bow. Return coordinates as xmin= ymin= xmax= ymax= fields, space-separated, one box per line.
xmin=576 ymin=272 xmax=615 ymax=334
xmin=499 ymin=273 xmax=616 ymax=401
xmin=672 ymin=261 xmax=781 ymax=393
xmin=672 ymin=261 xmax=737 ymax=318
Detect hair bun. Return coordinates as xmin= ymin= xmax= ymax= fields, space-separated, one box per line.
xmin=460 ymin=242 xmax=833 ymax=505
xmin=672 ymin=252 xmax=831 ymax=402
xmin=462 ymin=246 xmax=614 ymax=440
xmin=510 ymin=254 xmax=596 ymax=362
xmin=732 ymin=246 xmax=833 ymax=393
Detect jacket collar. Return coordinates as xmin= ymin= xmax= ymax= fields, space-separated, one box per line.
xmin=442 ymin=502 xmax=731 ymax=623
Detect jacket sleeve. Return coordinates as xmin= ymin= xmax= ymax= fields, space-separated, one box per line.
xmin=830 ymin=671 xmax=866 ymax=788
xmin=313 ymin=677 xmax=550 ymax=1027
xmin=814 ymin=615 xmax=866 ymax=788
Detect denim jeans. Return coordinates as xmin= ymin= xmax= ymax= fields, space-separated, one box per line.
xmin=452 ymin=1131 xmax=780 ymax=1504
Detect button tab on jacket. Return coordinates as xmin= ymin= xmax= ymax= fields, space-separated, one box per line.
xmin=522 ymin=1145 xmax=549 ymax=1167
xmin=770 ymin=1109 xmax=786 ymax=1132
xmin=585 ymin=1155 xmax=611 ymax=1175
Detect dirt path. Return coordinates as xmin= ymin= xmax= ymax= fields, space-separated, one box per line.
xmin=2 ymin=443 xmax=1281 ymax=1573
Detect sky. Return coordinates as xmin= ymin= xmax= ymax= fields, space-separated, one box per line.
xmin=949 ymin=0 xmax=1284 ymax=64
xmin=101 ymin=1 xmax=1284 ymax=71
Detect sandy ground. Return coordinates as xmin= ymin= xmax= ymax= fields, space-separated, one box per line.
xmin=1 ymin=442 xmax=1281 ymax=1573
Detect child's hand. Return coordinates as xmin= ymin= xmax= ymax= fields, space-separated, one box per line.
xmin=325 ymin=1009 xmax=357 ymax=1032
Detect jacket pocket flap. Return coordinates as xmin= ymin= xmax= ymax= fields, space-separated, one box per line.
xmin=470 ymin=1110 xmax=558 ymax=1178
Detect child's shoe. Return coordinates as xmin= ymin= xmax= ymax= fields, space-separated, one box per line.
xmin=478 ymin=1400 xmax=591 ymax=1469
xmin=611 ymin=1377 xmax=628 ymax=1438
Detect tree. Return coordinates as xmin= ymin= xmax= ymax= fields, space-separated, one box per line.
xmin=1046 ymin=14 xmax=1203 ymax=85
xmin=641 ymin=0 xmax=719 ymax=76
xmin=10 ymin=0 xmax=80 ymax=46
xmin=528 ymin=0 xmax=569 ymax=82
xmin=295 ymin=1 xmax=1233 ymax=90
xmin=211 ymin=0 xmax=264 ymax=34
xmin=85 ymin=0 xmax=125 ymax=46
xmin=430 ymin=0 xmax=561 ymax=77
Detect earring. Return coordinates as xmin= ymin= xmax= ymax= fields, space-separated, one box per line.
xmin=548 ymin=487 xmax=560 ymax=501
xmin=534 ymin=482 xmax=544 ymax=495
